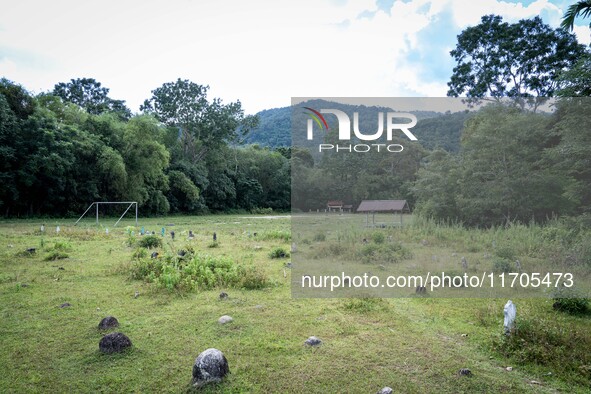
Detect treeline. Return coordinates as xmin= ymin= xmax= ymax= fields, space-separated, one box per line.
xmin=414 ymin=99 xmax=591 ymax=226
xmin=0 ymin=78 xmax=290 ymax=216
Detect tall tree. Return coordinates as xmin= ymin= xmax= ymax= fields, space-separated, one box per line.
xmin=141 ymin=78 xmax=257 ymax=161
xmin=53 ymin=78 xmax=131 ymax=119
xmin=447 ymin=15 xmax=586 ymax=105
xmin=557 ymin=54 xmax=591 ymax=96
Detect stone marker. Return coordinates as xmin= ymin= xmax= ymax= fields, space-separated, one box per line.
xmin=98 ymin=316 xmax=119 ymax=330
xmin=41 ymin=224 xmax=45 ymax=232
xmin=170 ymin=230 xmax=175 ymax=240
xmin=218 ymin=315 xmax=233 ymax=324
xmin=377 ymin=387 xmax=393 ymax=394
xmin=188 ymin=230 xmax=194 ymax=239
xmin=26 ymin=247 xmax=36 ymax=254
xmin=56 ymin=226 xmax=60 ymax=233
xmin=99 ymin=332 xmax=132 ymax=353
xmin=59 ymin=302 xmax=71 ymax=308
xmin=503 ymin=300 xmax=516 ymax=335
xmin=291 ymin=243 xmax=297 ymax=253
xmin=515 ymin=260 xmax=521 ymax=272
xmin=461 ymin=256 xmax=468 ymax=271
xmin=219 ymin=292 xmax=228 ymax=300
xmin=192 ymin=348 xmax=230 ymax=388
xmin=305 ymin=336 xmax=322 ymax=346
xmin=105 ymin=228 xmax=109 ymax=235
xmin=213 ymin=232 xmax=217 ymax=242
xmin=151 ymin=251 xmax=158 ymax=259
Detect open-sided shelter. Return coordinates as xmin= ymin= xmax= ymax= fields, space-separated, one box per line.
xmin=356 ymin=200 xmax=410 ymax=227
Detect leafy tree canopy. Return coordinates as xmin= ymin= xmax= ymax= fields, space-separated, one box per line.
xmin=53 ymin=78 xmax=132 ymax=120
xmin=447 ymin=15 xmax=587 ymax=104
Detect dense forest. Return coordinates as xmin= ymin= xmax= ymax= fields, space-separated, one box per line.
xmin=0 ymin=78 xmax=290 ymax=216
xmin=1 ymin=14 xmax=590 ymax=227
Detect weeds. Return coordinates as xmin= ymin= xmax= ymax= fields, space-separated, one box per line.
xmin=259 ymin=230 xmax=291 ymax=242
xmin=138 ymin=235 xmax=162 ymax=249
xmin=268 ymin=247 xmax=289 ymax=259
xmin=130 ymin=253 xmax=269 ymax=291
xmin=494 ymin=316 xmax=591 ymax=386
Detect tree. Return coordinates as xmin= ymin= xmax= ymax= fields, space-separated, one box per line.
xmin=561 ymin=1 xmax=591 ymax=31
xmin=53 ymin=78 xmax=131 ymax=119
xmin=557 ymin=54 xmax=591 ymax=96
xmin=121 ymin=116 xmax=170 ymax=214
xmin=141 ymin=78 xmax=257 ymax=161
xmin=0 ymin=78 xmax=36 ymax=119
xmin=447 ymin=15 xmax=586 ymax=104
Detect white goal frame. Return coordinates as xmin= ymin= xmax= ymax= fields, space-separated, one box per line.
xmin=74 ymin=201 xmax=138 ymax=227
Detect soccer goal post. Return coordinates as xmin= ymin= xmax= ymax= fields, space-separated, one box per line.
xmin=74 ymin=202 xmax=138 ymax=227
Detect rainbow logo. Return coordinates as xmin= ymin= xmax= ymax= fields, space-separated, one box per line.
xmin=303 ymin=107 xmax=329 ymax=131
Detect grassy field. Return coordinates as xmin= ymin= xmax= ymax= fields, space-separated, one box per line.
xmin=0 ymin=215 xmax=589 ymax=393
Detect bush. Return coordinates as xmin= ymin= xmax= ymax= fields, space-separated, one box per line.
xmin=311 ymin=242 xmax=348 ymax=259
xmin=43 ymin=251 xmax=69 ymax=261
xmin=251 ymin=207 xmax=273 ymax=214
xmin=130 ymin=253 xmax=269 ymax=291
xmin=492 ymin=258 xmax=513 ymax=273
xmin=313 ymin=233 xmax=326 ymax=242
xmin=259 ymin=230 xmax=291 ymax=242
xmin=552 ymin=287 xmax=589 ymax=315
xmin=495 ymin=316 xmax=591 ymax=386
xmin=269 ymin=247 xmax=289 ymax=259
xmin=138 ymin=235 xmax=162 ymax=249
xmin=357 ymin=242 xmax=412 ymax=264
xmin=495 ymin=245 xmax=516 ymax=260
xmin=132 ymin=248 xmax=148 ymax=259
xmin=371 ymin=232 xmax=385 ymax=244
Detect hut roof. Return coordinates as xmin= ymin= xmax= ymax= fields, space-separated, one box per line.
xmin=356 ymin=200 xmax=409 ymax=212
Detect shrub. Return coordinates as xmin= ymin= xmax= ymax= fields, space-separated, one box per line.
xmin=268 ymin=247 xmax=289 ymax=259
xmin=313 ymin=233 xmax=326 ymax=242
xmin=342 ymin=297 xmax=387 ymax=312
xmin=357 ymin=242 xmax=412 ymax=264
xmin=495 ymin=316 xmax=591 ymax=386
xmin=43 ymin=251 xmax=69 ymax=261
xmin=251 ymin=207 xmax=273 ymax=214
xmin=132 ymin=248 xmax=148 ymax=259
xmin=552 ymin=287 xmax=589 ymax=315
xmin=495 ymin=245 xmax=516 ymax=260
xmin=130 ymin=253 xmax=269 ymax=291
xmin=311 ymin=242 xmax=348 ymax=259
xmin=371 ymin=232 xmax=385 ymax=244
xmin=492 ymin=258 xmax=512 ymax=273
xmin=259 ymin=230 xmax=291 ymax=242
xmin=138 ymin=235 xmax=162 ymax=249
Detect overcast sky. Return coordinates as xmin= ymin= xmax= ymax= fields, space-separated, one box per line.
xmin=1 ymin=0 xmax=589 ymax=115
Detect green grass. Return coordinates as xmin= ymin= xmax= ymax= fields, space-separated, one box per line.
xmin=0 ymin=215 xmax=589 ymax=393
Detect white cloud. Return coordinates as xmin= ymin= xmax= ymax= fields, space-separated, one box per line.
xmin=573 ymin=24 xmax=591 ymax=46
xmin=0 ymin=0 xmax=585 ymax=113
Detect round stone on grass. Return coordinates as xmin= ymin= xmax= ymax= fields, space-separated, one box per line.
xmin=99 ymin=332 xmax=132 ymax=354
xmin=192 ymin=348 xmax=230 ymax=388
xmin=98 ymin=316 xmax=119 ymax=330
xmin=377 ymin=387 xmax=393 ymax=394
xmin=305 ymin=336 xmax=322 ymax=346
xmin=218 ymin=315 xmax=233 ymax=324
